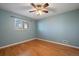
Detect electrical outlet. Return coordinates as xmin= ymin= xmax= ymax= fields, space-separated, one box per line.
xmin=63 ymin=40 xmax=70 ymax=43
xmin=63 ymin=40 xmax=67 ymax=42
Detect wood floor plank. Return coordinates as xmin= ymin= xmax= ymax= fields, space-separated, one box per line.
xmin=0 ymin=39 xmax=79 ymax=56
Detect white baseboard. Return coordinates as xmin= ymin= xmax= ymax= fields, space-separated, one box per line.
xmin=0 ymin=38 xmax=36 ymax=49
xmin=36 ymin=38 xmax=79 ymax=49
xmin=0 ymin=38 xmax=79 ymax=49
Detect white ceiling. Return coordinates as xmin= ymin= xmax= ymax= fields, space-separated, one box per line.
xmin=0 ymin=3 xmax=79 ymax=20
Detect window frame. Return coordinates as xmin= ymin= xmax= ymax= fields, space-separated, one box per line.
xmin=15 ymin=18 xmax=28 ymax=30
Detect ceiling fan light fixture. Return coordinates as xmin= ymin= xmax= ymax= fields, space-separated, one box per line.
xmin=30 ymin=3 xmax=49 ymax=15
xmin=36 ymin=10 xmax=44 ymax=15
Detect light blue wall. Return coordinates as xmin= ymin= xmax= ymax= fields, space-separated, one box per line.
xmin=37 ymin=10 xmax=79 ymax=47
xmin=0 ymin=9 xmax=36 ymax=47
xmin=0 ymin=9 xmax=79 ymax=47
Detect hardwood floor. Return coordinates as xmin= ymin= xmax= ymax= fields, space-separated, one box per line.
xmin=0 ymin=39 xmax=79 ymax=56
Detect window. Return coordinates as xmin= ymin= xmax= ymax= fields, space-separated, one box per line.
xmin=15 ymin=18 xmax=28 ymax=30
xmin=23 ymin=22 xmax=28 ymax=29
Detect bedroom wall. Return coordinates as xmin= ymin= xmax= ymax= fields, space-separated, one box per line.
xmin=0 ymin=9 xmax=36 ymax=47
xmin=0 ymin=9 xmax=79 ymax=47
xmin=37 ymin=9 xmax=79 ymax=47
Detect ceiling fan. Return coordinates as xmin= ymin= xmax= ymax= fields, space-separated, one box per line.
xmin=29 ymin=3 xmax=50 ymax=15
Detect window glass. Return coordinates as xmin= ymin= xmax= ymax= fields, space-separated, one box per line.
xmin=15 ymin=18 xmax=28 ymax=30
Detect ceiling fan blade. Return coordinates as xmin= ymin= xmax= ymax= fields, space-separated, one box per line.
xmin=31 ymin=3 xmax=36 ymax=8
xmin=43 ymin=10 xmax=48 ymax=13
xmin=29 ymin=11 xmax=34 ymax=12
xmin=43 ymin=3 xmax=49 ymax=8
xmin=29 ymin=10 xmax=36 ymax=12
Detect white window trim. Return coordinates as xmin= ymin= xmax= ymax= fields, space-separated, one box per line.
xmin=15 ymin=18 xmax=28 ymax=30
